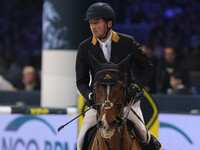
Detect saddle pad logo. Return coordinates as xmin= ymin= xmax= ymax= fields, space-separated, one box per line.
xmin=104 ymin=74 xmax=112 ymax=79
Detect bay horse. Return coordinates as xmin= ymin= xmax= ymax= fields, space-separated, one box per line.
xmin=88 ymin=53 xmax=142 ymax=150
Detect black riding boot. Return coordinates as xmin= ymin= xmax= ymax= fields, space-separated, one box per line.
xmin=144 ymin=134 xmax=162 ymax=150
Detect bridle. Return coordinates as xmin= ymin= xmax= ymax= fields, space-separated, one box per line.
xmin=95 ymin=92 xmax=126 ymax=130
xmin=93 ymin=69 xmax=127 ymax=127
xmin=93 ymin=69 xmax=132 ymax=150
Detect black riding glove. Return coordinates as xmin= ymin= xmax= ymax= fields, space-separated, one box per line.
xmin=127 ymin=83 xmax=142 ymax=103
xmin=88 ymin=92 xmax=95 ymax=106
xmin=126 ymin=85 xmax=137 ymax=103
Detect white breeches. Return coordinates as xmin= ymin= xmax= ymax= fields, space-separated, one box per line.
xmin=127 ymin=101 xmax=150 ymax=143
xmin=77 ymin=101 xmax=150 ymax=150
xmin=77 ymin=108 xmax=97 ymax=150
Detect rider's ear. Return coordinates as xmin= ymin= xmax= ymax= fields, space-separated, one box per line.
xmin=107 ymin=20 xmax=112 ymax=28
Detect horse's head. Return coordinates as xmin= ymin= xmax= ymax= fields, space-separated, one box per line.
xmin=90 ymin=53 xmax=132 ymax=139
xmin=94 ymin=70 xmax=126 ymax=139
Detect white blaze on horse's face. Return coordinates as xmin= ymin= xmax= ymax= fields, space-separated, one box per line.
xmin=107 ymin=84 xmax=110 ymax=100
xmin=102 ymin=114 xmax=109 ymax=130
xmin=99 ymin=84 xmax=116 ymax=139
xmin=102 ymin=84 xmax=113 ymax=110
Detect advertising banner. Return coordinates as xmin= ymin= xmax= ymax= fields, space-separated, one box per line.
xmin=159 ymin=113 xmax=200 ymax=150
xmin=0 ymin=114 xmax=78 ymax=150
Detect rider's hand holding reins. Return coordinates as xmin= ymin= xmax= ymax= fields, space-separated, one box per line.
xmin=127 ymin=83 xmax=141 ymax=103
xmin=88 ymin=92 xmax=95 ymax=106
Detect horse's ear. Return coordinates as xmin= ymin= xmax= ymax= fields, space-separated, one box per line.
xmin=88 ymin=52 xmax=102 ymax=72
xmin=117 ymin=53 xmax=132 ymax=72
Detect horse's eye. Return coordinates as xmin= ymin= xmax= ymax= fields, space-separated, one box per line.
xmin=120 ymin=85 xmax=124 ymax=90
xmin=101 ymin=84 xmax=107 ymax=88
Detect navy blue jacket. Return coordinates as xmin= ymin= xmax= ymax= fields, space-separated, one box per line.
xmin=76 ymin=30 xmax=154 ymax=102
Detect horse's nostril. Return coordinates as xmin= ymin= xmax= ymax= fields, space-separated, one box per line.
xmin=103 ymin=100 xmax=113 ymax=109
xmin=105 ymin=102 xmax=110 ymax=107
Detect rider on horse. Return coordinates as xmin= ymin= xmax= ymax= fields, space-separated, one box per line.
xmin=76 ymin=2 xmax=161 ymax=150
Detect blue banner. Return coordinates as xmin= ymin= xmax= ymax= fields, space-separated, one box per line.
xmin=0 ymin=114 xmax=78 ymax=150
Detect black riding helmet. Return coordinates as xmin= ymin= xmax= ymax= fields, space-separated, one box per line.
xmin=85 ymin=2 xmax=115 ymax=25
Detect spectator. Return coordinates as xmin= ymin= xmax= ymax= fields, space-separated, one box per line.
xmin=141 ymin=44 xmax=159 ymax=66
xmin=0 ymin=75 xmax=15 ymax=91
xmin=167 ymin=72 xmax=192 ymax=95
xmin=141 ymin=44 xmax=159 ymax=93
xmin=16 ymin=66 xmax=40 ymax=91
xmin=156 ymin=46 xmax=190 ymax=93
xmin=0 ymin=0 xmax=42 ymax=70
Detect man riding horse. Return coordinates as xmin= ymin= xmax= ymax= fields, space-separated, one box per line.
xmin=76 ymin=2 xmax=161 ymax=150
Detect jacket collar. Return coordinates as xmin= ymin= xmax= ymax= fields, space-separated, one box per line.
xmin=91 ymin=30 xmax=120 ymax=45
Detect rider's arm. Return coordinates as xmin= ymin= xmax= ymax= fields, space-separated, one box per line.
xmin=131 ymin=38 xmax=155 ymax=90
xmin=76 ymin=44 xmax=93 ymax=101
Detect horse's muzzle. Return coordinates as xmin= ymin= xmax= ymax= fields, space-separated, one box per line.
xmin=102 ymin=100 xmax=113 ymax=110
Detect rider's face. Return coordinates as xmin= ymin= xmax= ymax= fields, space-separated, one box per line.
xmin=89 ymin=18 xmax=107 ymax=39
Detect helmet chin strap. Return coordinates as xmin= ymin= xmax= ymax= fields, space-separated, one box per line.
xmin=98 ymin=24 xmax=111 ymax=40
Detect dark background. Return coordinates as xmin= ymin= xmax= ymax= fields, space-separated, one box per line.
xmin=0 ymin=0 xmax=199 ymax=93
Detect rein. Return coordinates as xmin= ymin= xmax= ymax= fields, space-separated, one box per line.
xmin=94 ymin=83 xmax=127 ymax=129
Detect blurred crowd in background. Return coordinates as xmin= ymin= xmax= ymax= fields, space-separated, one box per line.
xmin=0 ymin=0 xmax=200 ymax=94
xmin=0 ymin=0 xmax=42 ymax=92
